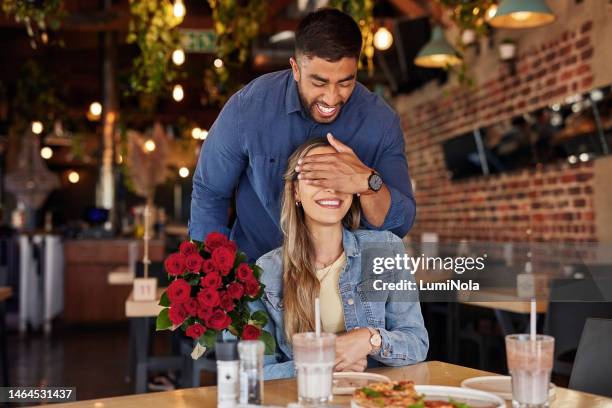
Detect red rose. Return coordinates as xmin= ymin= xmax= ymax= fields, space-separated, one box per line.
xmin=212 ymin=246 xmax=235 ymax=276
xmin=179 ymin=241 xmax=198 ymax=257
xmin=169 ymin=304 xmax=187 ymax=325
xmin=244 ymin=280 xmax=261 ymax=297
xmin=220 ymin=294 xmax=235 ymax=312
xmin=222 ymin=240 xmax=238 ymax=252
xmin=206 ymin=309 xmax=232 ymax=330
xmin=242 ymin=324 xmax=261 ymax=340
xmin=200 ymin=272 xmax=222 ymax=288
xmin=164 ymin=253 xmax=186 ymax=276
xmin=202 ymin=259 xmax=216 ymax=275
xmin=185 ymin=323 xmax=206 ymax=339
xmin=183 ymin=298 xmax=199 ymax=316
xmin=185 ymin=253 xmax=204 ymax=273
xmin=236 ymin=263 xmax=254 ymax=282
xmin=167 ymin=279 xmax=191 ymax=304
xmin=204 ymin=232 xmax=229 ymax=252
xmin=197 ymin=305 xmax=213 ymax=321
xmin=197 ymin=287 xmax=220 ymax=308
xmin=226 ymin=282 xmax=244 ymax=299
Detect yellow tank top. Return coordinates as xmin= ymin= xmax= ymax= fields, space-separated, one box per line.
xmin=316 ymin=252 xmax=347 ymax=334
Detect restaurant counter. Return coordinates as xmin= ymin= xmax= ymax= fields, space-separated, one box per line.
xmin=63 ymin=239 xmax=165 ymax=323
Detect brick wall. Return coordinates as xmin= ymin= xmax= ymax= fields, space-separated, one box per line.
xmin=395 ymin=2 xmax=612 ymax=243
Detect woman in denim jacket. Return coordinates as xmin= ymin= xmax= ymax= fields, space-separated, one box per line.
xmin=251 ymin=138 xmax=428 ymax=380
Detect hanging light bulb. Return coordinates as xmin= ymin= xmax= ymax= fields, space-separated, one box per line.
xmin=89 ymin=101 xmax=102 ymax=116
xmin=414 ymin=26 xmax=462 ymax=68
xmin=191 ymin=127 xmax=202 ymax=139
xmin=31 ymin=121 xmax=44 ymax=135
xmin=172 ymin=48 xmax=185 ymax=65
xmin=144 ymin=139 xmax=156 ymax=152
xmin=68 ymin=171 xmax=80 ymax=184
xmin=172 ymin=84 xmax=184 ymax=102
xmin=373 ymin=27 xmax=393 ymax=51
xmin=213 ymin=58 xmax=224 ymax=69
xmin=40 ymin=147 xmax=53 ymax=159
xmin=179 ymin=167 xmax=190 ymax=178
xmin=489 ymin=0 xmax=555 ymax=29
xmin=485 ymin=4 xmax=498 ymax=21
xmin=200 ymin=129 xmax=208 ymax=140
xmin=173 ymin=0 xmax=186 ymax=18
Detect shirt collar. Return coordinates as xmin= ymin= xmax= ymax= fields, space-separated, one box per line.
xmin=342 ymin=227 xmax=360 ymax=258
xmin=285 ymin=73 xmax=303 ymax=115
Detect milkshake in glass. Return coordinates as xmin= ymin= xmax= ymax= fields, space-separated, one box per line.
xmin=292 ymin=332 xmax=336 ymax=405
xmin=506 ymin=334 xmax=554 ymax=408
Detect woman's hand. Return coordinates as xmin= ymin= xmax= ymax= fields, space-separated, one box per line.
xmin=335 ymin=357 xmax=367 ymax=372
xmin=334 ymin=328 xmax=372 ymax=371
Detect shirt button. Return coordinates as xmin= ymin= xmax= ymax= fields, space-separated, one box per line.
xmin=347 ymin=298 xmax=354 ymax=305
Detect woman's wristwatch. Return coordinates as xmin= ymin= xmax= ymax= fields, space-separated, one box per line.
xmin=367 ymin=327 xmax=382 ymax=355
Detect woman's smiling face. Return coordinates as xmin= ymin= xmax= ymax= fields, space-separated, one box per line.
xmin=294 ymin=146 xmax=354 ymax=227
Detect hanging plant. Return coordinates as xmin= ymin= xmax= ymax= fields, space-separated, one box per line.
xmin=12 ymin=60 xmax=65 ymax=134
xmin=203 ymin=0 xmax=267 ymax=106
xmin=127 ymin=0 xmax=184 ymax=101
xmin=438 ymin=0 xmax=496 ymax=36
xmin=329 ymin=0 xmax=375 ymax=76
xmin=2 ymin=0 xmax=66 ymax=48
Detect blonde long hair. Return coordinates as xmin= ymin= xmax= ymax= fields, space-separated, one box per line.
xmin=280 ymin=138 xmax=360 ymax=341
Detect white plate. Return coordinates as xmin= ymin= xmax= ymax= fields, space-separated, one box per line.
xmin=460 ymin=376 xmax=556 ymax=401
xmin=332 ymin=372 xmax=391 ymax=395
xmin=415 ymin=385 xmax=505 ymax=408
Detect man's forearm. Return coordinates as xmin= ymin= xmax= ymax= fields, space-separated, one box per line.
xmin=359 ymin=184 xmax=391 ymax=228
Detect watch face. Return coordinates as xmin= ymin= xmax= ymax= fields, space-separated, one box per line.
xmin=371 ymin=333 xmax=382 ymax=347
xmin=368 ymin=173 xmax=383 ymax=192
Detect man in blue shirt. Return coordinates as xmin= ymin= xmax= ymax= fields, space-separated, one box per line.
xmin=190 ymin=8 xmax=416 ymax=261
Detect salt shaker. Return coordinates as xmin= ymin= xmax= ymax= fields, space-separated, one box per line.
xmin=216 ymin=340 xmax=239 ymax=407
xmin=238 ymin=340 xmax=264 ymax=405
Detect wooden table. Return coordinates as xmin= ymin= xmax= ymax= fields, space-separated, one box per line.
xmin=458 ymin=287 xmax=548 ymax=314
xmin=46 ymin=361 xmax=612 ymax=407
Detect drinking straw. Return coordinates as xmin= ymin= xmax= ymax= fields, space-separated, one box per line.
xmin=530 ymin=299 xmax=537 ymax=341
xmin=315 ymin=297 xmax=321 ymax=337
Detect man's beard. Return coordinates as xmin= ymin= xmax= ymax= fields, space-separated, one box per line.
xmin=296 ymin=82 xmax=344 ymax=123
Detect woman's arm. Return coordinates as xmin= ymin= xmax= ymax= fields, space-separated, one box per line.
xmin=370 ymin=235 xmax=429 ymax=366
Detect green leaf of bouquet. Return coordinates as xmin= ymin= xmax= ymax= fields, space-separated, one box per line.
xmin=252 ymin=264 xmax=263 ymax=279
xmin=233 ymin=251 xmax=247 ymax=268
xmin=156 ymin=308 xmax=172 ymax=331
xmin=250 ymin=310 xmax=268 ymax=326
xmin=260 ymin=330 xmax=276 ymax=355
xmin=158 ymin=291 xmax=170 ymax=307
xmin=200 ymin=329 xmax=217 ymax=349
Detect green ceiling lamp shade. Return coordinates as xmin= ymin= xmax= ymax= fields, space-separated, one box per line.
xmin=489 ymin=0 xmax=556 ymax=29
xmin=414 ymin=25 xmax=462 ymax=68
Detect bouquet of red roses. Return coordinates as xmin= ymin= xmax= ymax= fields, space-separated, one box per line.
xmin=156 ymin=231 xmax=275 ymax=358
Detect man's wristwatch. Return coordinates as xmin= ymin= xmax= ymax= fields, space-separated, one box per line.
xmin=367 ymin=327 xmax=382 ymax=355
xmin=367 ymin=170 xmax=383 ymax=193
xmin=360 ymin=170 xmax=383 ymax=196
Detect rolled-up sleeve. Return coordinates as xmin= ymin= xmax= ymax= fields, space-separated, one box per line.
xmin=361 ymin=115 xmax=416 ymax=238
xmin=189 ymin=92 xmax=247 ymax=241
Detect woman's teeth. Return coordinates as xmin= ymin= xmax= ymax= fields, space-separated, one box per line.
xmin=316 ymin=103 xmax=337 ymax=116
xmin=316 ymin=199 xmax=341 ymax=208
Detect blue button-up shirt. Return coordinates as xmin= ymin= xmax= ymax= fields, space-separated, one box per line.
xmin=189 ymin=69 xmax=416 ymax=261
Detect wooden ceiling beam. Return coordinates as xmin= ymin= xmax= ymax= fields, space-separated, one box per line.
xmin=387 ymin=0 xmax=429 ymax=18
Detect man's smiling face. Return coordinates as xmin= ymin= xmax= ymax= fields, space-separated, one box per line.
xmin=290 ymin=55 xmax=358 ymax=124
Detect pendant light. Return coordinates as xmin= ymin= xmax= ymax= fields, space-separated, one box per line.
xmin=489 ymin=0 xmax=555 ymax=29
xmin=414 ymin=25 xmax=462 ymax=68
